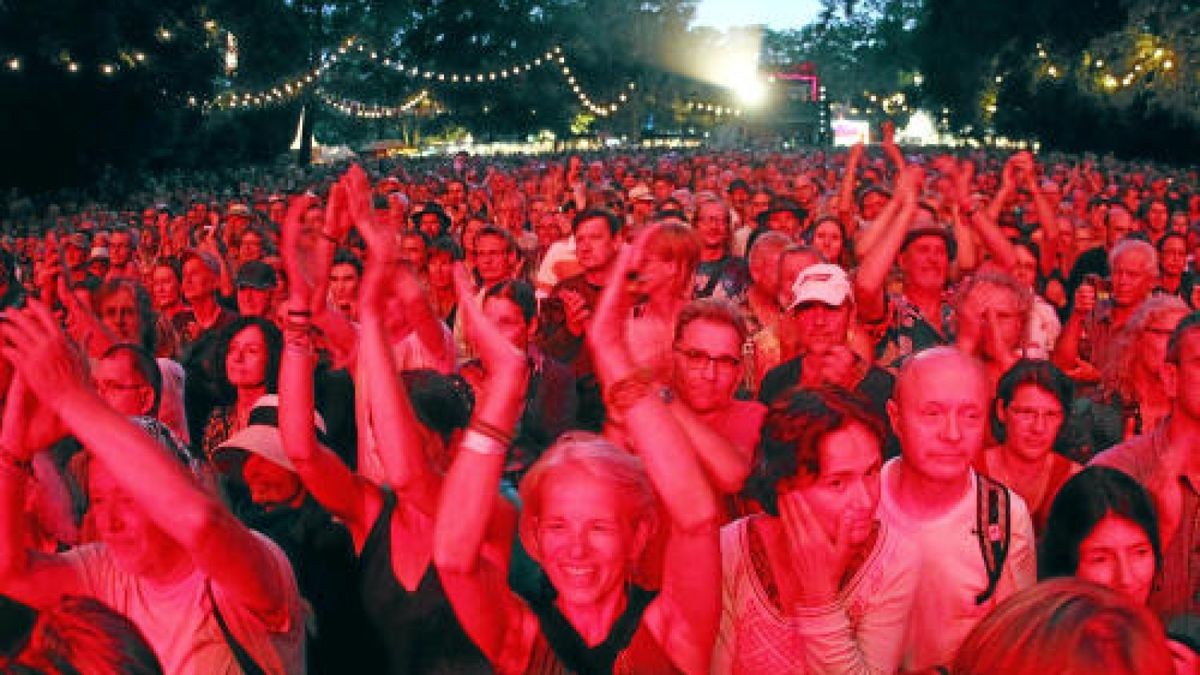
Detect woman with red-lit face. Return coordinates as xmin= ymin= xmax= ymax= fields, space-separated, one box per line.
xmin=981 ymin=360 xmax=1081 ymax=535
xmin=809 ymin=218 xmax=846 ymax=266
xmin=714 ymin=387 xmax=918 ymax=674
xmin=199 ymin=318 xmax=281 ymax=462
xmin=434 ymin=234 xmax=721 ymax=674
xmin=150 ymin=264 xmax=185 ymax=318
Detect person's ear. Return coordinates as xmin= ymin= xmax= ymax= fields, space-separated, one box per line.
xmin=886 ymin=398 xmax=900 ymax=434
xmin=1164 ymin=361 xmax=1179 ymax=400
xmin=629 ymin=518 xmax=652 ymax=564
xmin=995 ymin=398 xmax=1008 ymax=426
xmin=519 ymin=517 xmax=544 ymax=565
xmin=137 ymin=385 xmax=155 ymax=417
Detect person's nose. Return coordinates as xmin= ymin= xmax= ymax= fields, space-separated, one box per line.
xmin=941 ymin=412 xmax=963 ymax=442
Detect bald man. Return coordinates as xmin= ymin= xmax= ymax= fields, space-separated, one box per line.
xmin=879 ymin=347 xmax=1037 ymax=672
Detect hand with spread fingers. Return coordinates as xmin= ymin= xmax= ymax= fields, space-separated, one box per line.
xmin=282 ymin=192 xmax=319 ymax=306
xmin=452 ymin=262 xmax=526 ymax=389
xmin=0 ymin=301 xmax=90 ymax=414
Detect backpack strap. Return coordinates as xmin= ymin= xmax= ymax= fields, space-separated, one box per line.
xmin=207 ymin=580 xmax=268 ymax=675
xmin=974 ymin=473 xmax=1011 ymax=605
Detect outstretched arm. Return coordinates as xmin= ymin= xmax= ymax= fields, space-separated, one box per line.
xmin=0 ymin=376 xmax=83 ymax=608
xmin=278 ymin=192 xmax=372 ymax=543
xmin=588 ymin=236 xmax=721 ymax=674
xmin=854 ymin=166 xmax=923 ymax=323
xmin=434 ymin=263 xmax=531 ymax=667
xmin=1 ymin=302 xmax=289 ymax=623
xmin=344 ymin=165 xmax=443 ymax=513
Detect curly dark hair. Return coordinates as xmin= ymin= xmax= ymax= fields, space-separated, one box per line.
xmin=211 ymin=316 xmax=283 ymax=404
xmin=744 ymin=386 xmax=886 ymax=516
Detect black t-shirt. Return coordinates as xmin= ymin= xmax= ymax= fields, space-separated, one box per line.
xmin=758 ymin=357 xmax=901 ymax=459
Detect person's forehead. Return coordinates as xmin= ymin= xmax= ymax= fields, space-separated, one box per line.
xmin=906 ymin=234 xmax=948 ymax=253
xmin=540 ymin=467 xmax=624 ymax=516
xmin=97 ymin=351 xmax=146 ymax=380
xmin=678 ymin=318 xmax=740 ymax=351
xmin=902 ymin=353 xmax=984 ymax=402
xmin=230 ymin=325 xmax=266 ymax=346
xmin=475 ymin=234 xmax=510 ymax=249
xmin=101 ymin=289 xmax=137 ymax=307
xmin=1113 ymin=248 xmax=1151 ymax=268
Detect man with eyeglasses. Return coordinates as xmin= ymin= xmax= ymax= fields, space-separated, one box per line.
xmin=654 ymin=298 xmax=766 ymax=512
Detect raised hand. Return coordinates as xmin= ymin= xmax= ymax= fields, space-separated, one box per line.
xmin=282 ymin=193 xmax=319 ymax=304
xmin=894 ymin=165 xmax=924 ymax=204
xmin=342 ymin=164 xmax=392 ymax=254
xmin=559 ymin=288 xmax=591 ymax=336
xmin=881 ymin=119 xmax=896 ymax=145
xmin=452 ymin=263 xmax=525 ymax=386
xmin=323 ymin=181 xmax=352 ymax=245
xmin=588 ymin=231 xmax=642 ymax=352
xmin=0 ymin=376 xmax=67 ymax=457
xmin=0 ymin=301 xmax=90 ymax=415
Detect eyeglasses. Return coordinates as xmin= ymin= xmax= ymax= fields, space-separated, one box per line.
xmin=1007 ymin=406 xmax=1064 ymax=425
xmin=674 ymin=346 xmax=741 ymax=372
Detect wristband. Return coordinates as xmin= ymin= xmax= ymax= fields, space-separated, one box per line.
xmin=604 ymin=368 xmax=656 ymax=413
xmin=460 ymin=429 xmax=508 ymax=457
xmin=469 ymin=418 xmax=514 ymax=447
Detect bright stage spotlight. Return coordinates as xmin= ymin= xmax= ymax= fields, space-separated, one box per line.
xmin=733 ymin=78 xmax=767 ymax=107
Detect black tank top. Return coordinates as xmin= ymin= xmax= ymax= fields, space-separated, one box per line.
xmin=358 ymin=489 xmax=492 ymax=674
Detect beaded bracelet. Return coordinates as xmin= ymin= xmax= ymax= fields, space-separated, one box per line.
xmin=469 ymin=418 xmax=514 ymax=447
xmin=604 ymin=368 xmax=656 ymax=414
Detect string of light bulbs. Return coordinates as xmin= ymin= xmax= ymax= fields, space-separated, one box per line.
xmin=317 ymin=88 xmax=430 ymax=118
xmin=2 ymin=19 xmax=223 ymax=78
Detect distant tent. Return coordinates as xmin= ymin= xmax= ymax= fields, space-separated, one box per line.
xmin=290 ymin=106 xmax=321 ymax=151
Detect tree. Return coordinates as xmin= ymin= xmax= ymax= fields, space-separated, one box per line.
xmin=0 ymin=0 xmax=219 ymax=190
xmin=763 ymin=0 xmax=922 ymax=114
xmin=914 ymin=0 xmax=1199 ymax=161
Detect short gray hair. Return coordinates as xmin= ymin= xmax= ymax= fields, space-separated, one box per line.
xmin=1108 ymin=239 xmax=1157 ymax=275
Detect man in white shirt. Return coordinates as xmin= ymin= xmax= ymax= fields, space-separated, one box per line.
xmin=879 ymin=347 xmax=1037 ymax=671
xmin=0 ymin=302 xmax=304 ymax=674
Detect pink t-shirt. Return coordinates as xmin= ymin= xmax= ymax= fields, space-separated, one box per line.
xmin=63 ymin=533 xmax=305 ymax=674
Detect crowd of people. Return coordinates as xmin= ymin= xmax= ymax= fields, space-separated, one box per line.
xmin=0 ymin=129 xmax=1196 ymax=674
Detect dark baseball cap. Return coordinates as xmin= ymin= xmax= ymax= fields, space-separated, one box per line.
xmin=236 ymin=261 xmax=278 ymax=289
